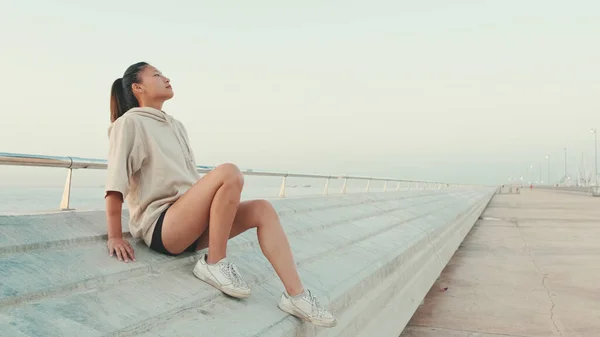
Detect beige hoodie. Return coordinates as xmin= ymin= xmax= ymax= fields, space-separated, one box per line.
xmin=105 ymin=106 xmax=201 ymax=246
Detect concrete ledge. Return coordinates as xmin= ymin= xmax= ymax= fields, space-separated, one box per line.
xmin=534 ymin=185 xmax=597 ymax=196
xmin=0 ymin=188 xmax=495 ymax=337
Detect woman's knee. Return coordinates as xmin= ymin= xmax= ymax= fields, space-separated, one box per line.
xmin=215 ymin=163 xmax=244 ymax=189
xmin=249 ymin=199 xmax=276 ymax=227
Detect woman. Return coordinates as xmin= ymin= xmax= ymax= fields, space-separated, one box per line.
xmin=104 ymin=62 xmax=336 ymax=328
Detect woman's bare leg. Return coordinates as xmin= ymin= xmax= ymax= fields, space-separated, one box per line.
xmin=160 ymin=163 xmax=243 ymax=261
xmin=196 ymin=199 xmax=337 ymax=327
xmin=195 ymin=199 xmax=304 ymax=296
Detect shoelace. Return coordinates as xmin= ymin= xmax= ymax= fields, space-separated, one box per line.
xmin=220 ymin=262 xmax=246 ymax=287
xmin=303 ymin=289 xmax=327 ymax=317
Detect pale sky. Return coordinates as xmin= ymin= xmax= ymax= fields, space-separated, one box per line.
xmin=0 ymin=0 xmax=599 ymax=187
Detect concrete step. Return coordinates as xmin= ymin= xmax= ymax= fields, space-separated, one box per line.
xmin=0 ymin=189 xmax=495 ymax=337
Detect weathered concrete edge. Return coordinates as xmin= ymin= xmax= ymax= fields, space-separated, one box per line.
xmin=534 ymin=185 xmax=594 ymax=196
xmin=259 ymin=188 xmax=497 ymax=337
xmin=351 ymin=188 xmax=497 ymax=337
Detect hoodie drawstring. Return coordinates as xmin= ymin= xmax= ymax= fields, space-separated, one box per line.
xmin=165 ymin=115 xmax=196 ymax=173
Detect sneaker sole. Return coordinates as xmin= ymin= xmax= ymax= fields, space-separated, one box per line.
xmin=193 ymin=266 xmax=251 ymax=299
xmin=278 ymin=300 xmax=337 ymax=328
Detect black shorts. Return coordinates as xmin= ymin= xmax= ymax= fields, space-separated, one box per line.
xmin=149 ymin=207 xmax=201 ymax=256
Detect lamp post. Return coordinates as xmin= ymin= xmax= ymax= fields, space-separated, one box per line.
xmin=546 ymin=155 xmax=550 ymax=185
xmin=591 ymin=129 xmax=598 ymax=186
xmin=564 ymin=147 xmax=567 ymax=184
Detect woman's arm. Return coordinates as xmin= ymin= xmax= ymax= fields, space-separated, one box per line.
xmin=105 ymin=191 xmax=135 ymax=262
xmin=106 ymin=191 xmax=124 ymax=239
xmin=104 ymin=116 xmax=145 ymax=262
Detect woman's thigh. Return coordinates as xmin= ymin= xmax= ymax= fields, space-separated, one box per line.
xmin=160 ymin=163 xmax=243 ymax=254
xmin=194 ymin=199 xmax=270 ymax=251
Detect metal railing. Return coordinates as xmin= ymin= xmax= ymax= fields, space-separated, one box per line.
xmin=0 ymin=152 xmax=464 ymax=210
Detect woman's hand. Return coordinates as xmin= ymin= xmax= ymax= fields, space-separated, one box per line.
xmin=107 ymin=237 xmax=136 ymax=262
xmin=105 ymin=192 xmax=134 ymax=262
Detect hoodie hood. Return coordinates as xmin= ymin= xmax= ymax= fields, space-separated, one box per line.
xmin=127 ymin=107 xmax=169 ymax=122
xmin=108 ymin=106 xmax=197 ymax=173
xmin=108 ymin=107 xmax=168 ymax=135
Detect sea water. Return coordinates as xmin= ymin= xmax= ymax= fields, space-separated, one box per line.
xmin=0 ymin=175 xmax=383 ymax=214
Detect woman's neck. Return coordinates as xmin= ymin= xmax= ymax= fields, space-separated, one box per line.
xmin=139 ymin=99 xmax=164 ymax=111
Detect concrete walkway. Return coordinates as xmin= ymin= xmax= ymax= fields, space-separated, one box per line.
xmin=400 ymin=189 xmax=600 ymax=337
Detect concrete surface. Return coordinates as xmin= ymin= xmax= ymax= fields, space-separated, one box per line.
xmin=0 ymin=188 xmax=494 ymax=337
xmin=401 ymin=189 xmax=600 ymax=337
xmin=534 ymin=185 xmax=594 ymax=196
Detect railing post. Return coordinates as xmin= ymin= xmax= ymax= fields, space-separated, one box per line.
xmin=323 ymin=177 xmax=330 ymax=196
xmin=365 ymin=179 xmax=371 ymax=192
xmin=279 ymin=176 xmax=287 ymax=198
xmin=383 ymin=181 xmax=387 ymax=192
xmin=60 ymin=168 xmax=73 ymax=210
xmin=396 ymin=182 xmax=400 ymax=191
xmin=341 ymin=178 xmax=348 ymax=194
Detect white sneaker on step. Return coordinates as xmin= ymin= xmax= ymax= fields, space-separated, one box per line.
xmin=192 ymin=254 xmax=251 ymax=299
xmin=277 ymin=289 xmax=337 ymax=328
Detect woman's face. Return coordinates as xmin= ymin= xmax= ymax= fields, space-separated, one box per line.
xmin=134 ymin=65 xmax=174 ymax=102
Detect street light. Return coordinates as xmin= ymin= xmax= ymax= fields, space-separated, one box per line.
xmin=563 ymin=147 xmax=567 ymax=184
xmin=546 ymin=155 xmax=550 ymax=185
xmin=591 ymin=128 xmax=597 ymax=186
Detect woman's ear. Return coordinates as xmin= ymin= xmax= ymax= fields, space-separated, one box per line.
xmin=132 ymin=83 xmax=143 ymax=93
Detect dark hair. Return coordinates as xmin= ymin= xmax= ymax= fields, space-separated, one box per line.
xmin=110 ymin=62 xmax=149 ymax=122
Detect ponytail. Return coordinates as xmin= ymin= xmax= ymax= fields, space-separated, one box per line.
xmin=110 ymin=78 xmax=127 ymax=122
xmin=109 ymin=61 xmax=148 ymax=122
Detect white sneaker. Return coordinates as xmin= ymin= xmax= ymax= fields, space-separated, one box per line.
xmin=277 ymin=289 xmax=337 ymax=328
xmin=192 ymin=254 xmax=251 ymax=299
